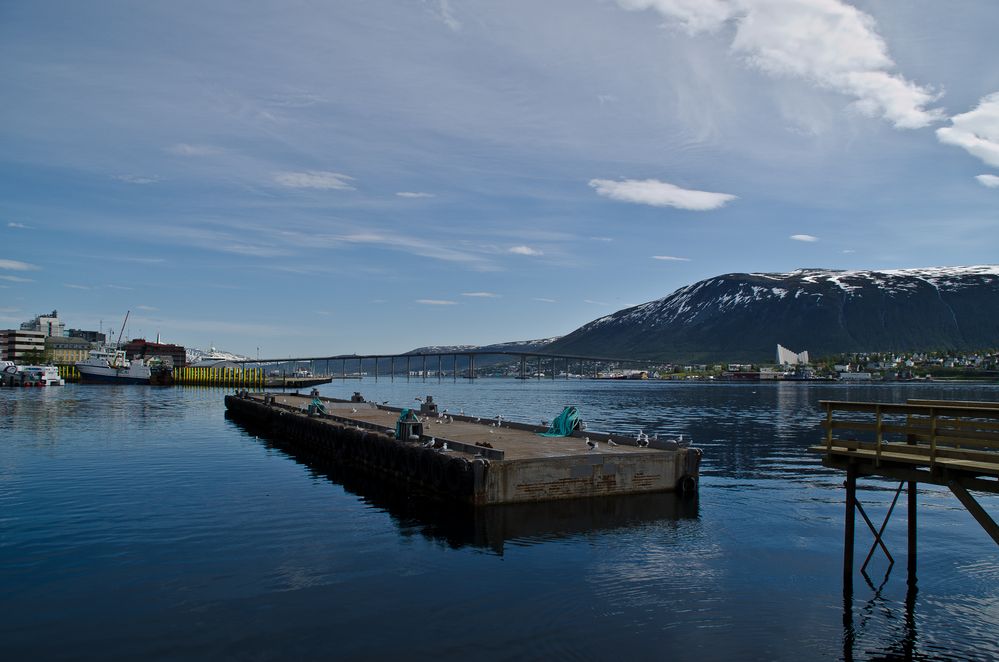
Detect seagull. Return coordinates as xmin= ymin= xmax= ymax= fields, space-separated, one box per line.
xmin=441 ymin=442 xmax=448 ymax=451
xmin=423 ymin=437 xmax=436 ymax=448
xmin=638 ymin=436 xmax=649 ymax=448
xmin=607 ymin=438 xmax=619 ymax=447
xmin=459 ymin=409 xmax=465 ymax=416
xmin=489 ymin=428 xmax=494 ymax=434
xmin=351 ymin=408 xmax=358 ymax=413
xmin=652 ymin=433 xmax=658 ymax=441
xmin=586 ymin=437 xmax=597 ymax=451
xmin=489 ymin=422 xmax=496 ymax=427
xmin=474 ymin=417 xmax=481 ymax=423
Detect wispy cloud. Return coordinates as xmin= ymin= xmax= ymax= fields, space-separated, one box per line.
xmin=790 ymin=234 xmax=819 ymax=242
xmin=617 ymin=0 xmax=943 ymax=129
xmin=114 ymin=174 xmax=160 ymax=184
xmin=509 ymin=245 xmax=543 ymax=256
xmin=937 ymin=93 xmax=999 ymax=168
xmin=0 ymin=275 xmax=33 ymax=283
xmin=584 ymin=299 xmax=609 ymax=305
xmin=339 ymin=232 xmax=494 ymax=268
xmin=533 ymin=297 xmax=557 ymax=303
xmin=274 ymin=171 xmax=356 ymax=190
xmin=976 ymin=174 xmax=999 ymax=188
xmin=7 ymin=222 xmax=30 ymax=229
xmin=416 ymin=299 xmax=457 ymax=305
xmin=436 ymin=0 xmax=461 ymax=31
xmin=137 ymin=305 xmax=158 ymax=311
xmin=396 ymin=191 xmax=435 ymax=198
xmin=64 ymin=283 xmax=91 ymax=290
xmin=652 ymin=255 xmax=691 ymax=261
xmin=589 ymin=178 xmax=736 ymax=210
xmin=0 ymin=259 xmax=40 ymax=271
xmin=166 ymin=143 xmax=221 ymax=157
xmin=106 ymin=284 xmax=135 ymax=290
xmin=462 ymin=291 xmax=500 ymax=298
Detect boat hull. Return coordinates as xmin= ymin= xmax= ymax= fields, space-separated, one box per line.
xmin=76 ymin=364 xmax=151 ymax=384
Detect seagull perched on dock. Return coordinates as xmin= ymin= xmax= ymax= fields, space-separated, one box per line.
xmin=638 ymin=436 xmax=650 ymax=448
xmin=441 ymin=442 xmax=448 ymax=452
xmin=607 ymin=438 xmax=618 ymax=447
xmin=351 ymin=408 xmax=358 ymax=413
xmin=586 ymin=437 xmax=597 ymax=451
xmin=423 ymin=438 xmax=436 ymax=448
xmin=474 ymin=417 xmax=480 ymax=423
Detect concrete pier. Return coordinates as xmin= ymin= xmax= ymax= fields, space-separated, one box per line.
xmin=224 ymin=391 xmax=701 ymax=505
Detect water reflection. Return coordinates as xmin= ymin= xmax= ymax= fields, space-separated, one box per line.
xmin=227 ymin=414 xmax=699 ymax=555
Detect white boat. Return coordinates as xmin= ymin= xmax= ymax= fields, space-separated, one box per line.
xmin=17 ymin=365 xmax=66 ymax=386
xmin=76 ymin=347 xmax=151 ymax=384
xmin=188 ymin=347 xmax=241 ymax=368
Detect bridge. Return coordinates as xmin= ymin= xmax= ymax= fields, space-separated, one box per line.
xmin=238 ymin=350 xmax=650 ymax=380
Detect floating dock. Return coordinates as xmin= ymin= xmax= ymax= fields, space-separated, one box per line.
xmin=224 ymin=392 xmax=701 ymax=505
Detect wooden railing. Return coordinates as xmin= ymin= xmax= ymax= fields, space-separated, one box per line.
xmin=819 ymin=400 xmax=999 ymax=473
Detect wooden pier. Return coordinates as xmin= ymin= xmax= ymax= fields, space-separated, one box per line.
xmin=811 ymin=399 xmax=999 ymax=586
xmin=224 ymin=391 xmax=701 ymax=505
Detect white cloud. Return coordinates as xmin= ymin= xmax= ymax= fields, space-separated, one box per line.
xmin=652 ymin=255 xmax=691 ymax=261
xmin=437 ymin=0 xmax=461 ymax=31
xmin=509 ymin=245 xmax=544 ymax=256
xmin=416 ymin=299 xmax=457 ymax=305
xmin=462 ymin=292 xmax=500 ymax=298
xmin=617 ymin=0 xmax=943 ymax=129
xmin=7 ymin=222 xmax=29 ymax=229
xmin=790 ymin=234 xmax=819 ymax=242
xmin=275 ymin=171 xmax=356 ymax=190
xmin=976 ymin=174 xmax=999 ymax=188
xmin=584 ymin=299 xmax=609 ymax=305
xmin=166 ymin=143 xmax=220 ymax=156
xmin=589 ymin=178 xmax=736 ymax=210
xmin=106 ymin=284 xmax=135 ymax=291
xmin=842 ymin=249 xmax=856 ymax=254
xmin=396 ymin=191 xmax=435 ymax=198
xmin=937 ymin=93 xmax=999 ymax=168
xmin=114 ymin=174 xmax=160 ymax=184
xmin=137 ymin=305 xmax=158 ymax=311
xmin=533 ymin=297 xmax=557 ymax=303
xmin=0 ymin=259 xmax=40 ymax=271
xmin=0 ymin=275 xmax=33 ymax=282
xmin=64 ymin=283 xmax=91 ymax=290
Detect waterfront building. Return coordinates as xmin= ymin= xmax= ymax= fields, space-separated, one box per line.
xmin=45 ymin=336 xmax=92 ymax=366
xmin=776 ymin=344 xmax=809 ymax=366
xmin=20 ymin=310 xmax=65 ymax=338
xmin=123 ymin=338 xmax=187 ymax=367
xmin=68 ymin=328 xmax=107 ymax=344
xmin=0 ymin=329 xmax=46 ymax=362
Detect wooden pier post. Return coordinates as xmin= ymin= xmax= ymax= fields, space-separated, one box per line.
xmin=844 ymin=463 xmax=857 ymax=587
xmin=908 ymin=480 xmax=917 ymax=587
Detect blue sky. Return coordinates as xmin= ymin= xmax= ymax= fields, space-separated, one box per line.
xmin=2 ymin=0 xmax=999 ymax=357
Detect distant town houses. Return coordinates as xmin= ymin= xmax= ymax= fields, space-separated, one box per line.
xmin=1 ymin=309 xmax=189 ymax=367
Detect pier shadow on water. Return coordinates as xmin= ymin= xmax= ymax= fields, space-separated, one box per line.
xmin=226 ymin=414 xmax=699 ymax=555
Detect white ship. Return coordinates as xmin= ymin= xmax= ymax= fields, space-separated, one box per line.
xmin=76 ymin=347 xmax=151 ymax=384
xmin=188 ymin=346 xmax=243 ymax=368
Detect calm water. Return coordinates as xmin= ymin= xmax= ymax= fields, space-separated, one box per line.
xmin=2 ymin=380 xmax=998 ymax=660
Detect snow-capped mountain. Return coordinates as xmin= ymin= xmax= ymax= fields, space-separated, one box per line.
xmin=407 ymin=337 xmax=561 ymax=355
xmin=547 ymin=266 xmax=999 ymax=362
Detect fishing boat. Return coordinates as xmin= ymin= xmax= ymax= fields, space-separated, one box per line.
xmin=76 ymin=347 xmax=151 ymax=384
xmin=74 ymin=310 xmax=151 ymax=384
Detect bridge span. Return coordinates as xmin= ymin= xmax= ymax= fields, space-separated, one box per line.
xmin=239 ymin=350 xmax=649 ymax=380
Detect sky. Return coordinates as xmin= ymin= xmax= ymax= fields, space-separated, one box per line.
xmin=2 ymin=0 xmax=999 ymax=358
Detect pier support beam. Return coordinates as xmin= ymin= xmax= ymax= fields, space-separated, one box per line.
xmin=908 ymin=480 xmax=917 ymax=587
xmin=844 ymin=463 xmax=857 ymax=587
